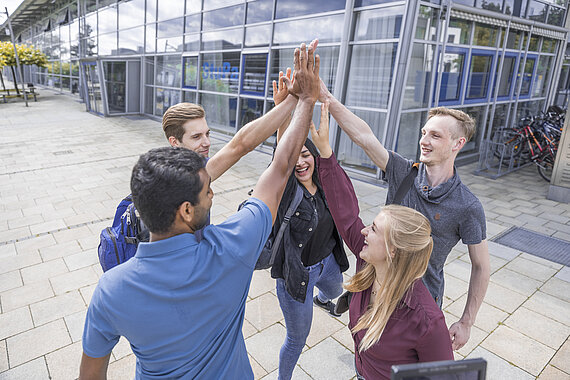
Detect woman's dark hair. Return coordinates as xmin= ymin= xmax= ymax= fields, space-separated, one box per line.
xmin=298 ymin=138 xmax=321 ymax=187
xmin=130 ymin=147 xmax=206 ymax=234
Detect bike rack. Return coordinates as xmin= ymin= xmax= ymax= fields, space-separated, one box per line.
xmin=474 ymin=138 xmax=531 ymax=179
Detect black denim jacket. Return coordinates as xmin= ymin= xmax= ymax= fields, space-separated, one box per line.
xmin=271 ymin=175 xmax=349 ymax=302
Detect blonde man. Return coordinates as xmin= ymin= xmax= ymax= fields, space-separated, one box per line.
xmin=318 ymin=82 xmax=489 ymax=351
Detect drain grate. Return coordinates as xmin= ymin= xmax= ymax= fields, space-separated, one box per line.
xmin=53 ymin=150 xmax=74 ymax=155
xmin=491 ymin=226 xmax=570 ymax=266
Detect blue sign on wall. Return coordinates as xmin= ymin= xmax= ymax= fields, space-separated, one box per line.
xmin=202 ymin=62 xmax=239 ymax=80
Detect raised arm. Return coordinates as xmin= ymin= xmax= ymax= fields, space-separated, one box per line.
xmin=206 ymin=76 xmax=298 ymax=182
xmin=319 ymin=80 xmax=389 ymax=171
xmin=449 ymin=240 xmax=490 ymax=350
xmin=252 ymin=40 xmax=320 ymax=222
xmin=274 ymin=68 xmax=294 ymax=143
xmin=311 ymin=104 xmax=366 ymax=256
xmin=79 ymin=353 xmax=111 ymax=380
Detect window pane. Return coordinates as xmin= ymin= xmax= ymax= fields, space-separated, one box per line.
xmin=118 ymin=27 xmax=144 ymax=55
xmin=146 ymin=24 xmax=156 ymax=53
xmin=104 ymin=61 xmax=126 ymax=114
xmin=467 ymin=55 xmax=493 ymax=99
xmin=247 ymin=0 xmax=273 ymax=24
xmin=98 ymin=5 xmax=117 ymax=34
xmin=453 ymin=0 xmax=474 ymax=5
xmin=275 ymin=0 xmax=345 ymax=19
xmin=119 ymin=0 xmax=145 ymax=29
xmin=456 ymin=106 xmax=483 ymax=153
xmin=273 ymin=15 xmax=343 ymax=45
xmin=155 ymin=88 xmax=181 ymax=116
xmin=146 ymin=0 xmax=156 ymax=22
xmin=346 ymin=43 xmax=397 ymax=109
xmin=183 ymin=56 xmax=198 ymax=88
xmin=157 ymin=36 xmax=183 ymax=52
xmin=528 ymin=36 xmax=539 ymax=51
xmin=439 ymin=52 xmax=465 ymax=102
xmin=473 ymin=23 xmax=497 ymax=47
xmin=245 ymin=24 xmax=272 ymax=47
xmin=415 ymin=6 xmax=437 ymax=41
xmin=186 ymin=0 xmax=201 ymax=14
xmin=396 ymin=112 xmax=427 ymax=160
xmin=548 ymin=6 xmax=565 ymax=26
xmin=145 ymin=86 xmax=154 ymax=114
xmin=520 ymin=58 xmax=535 ymax=95
xmin=527 ymin=1 xmax=547 ymax=23
xmin=337 ymin=109 xmax=386 ymax=171
xmin=541 ymin=38 xmax=556 ymax=53
xmin=240 ymin=98 xmax=264 ymax=128
xmin=242 ymin=54 xmax=267 ymax=95
xmin=98 ymin=32 xmax=117 ymax=55
xmin=183 ymin=90 xmax=197 ymax=102
xmin=403 ymin=43 xmax=435 ymax=109
xmin=533 ymin=55 xmax=553 ymax=97
xmin=145 ymin=57 xmax=154 ymax=85
xmin=203 ymin=4 xmax=244 ymax=30
xmin=185 ymin=14 xmax=201 ymax=33
xmin=204 ymin=0 xmax=242 ymax=11
xmin=202 ymin=28 xmax=243 ymax=50
xmin=156 ymin=55 xmax=181 ymax=87
xmin=355 ymin=0 xmax=400 ymax=6
xmin=476 ymin=0 xmax=502 ymax=11
xmin=158 ymin=18 xmax=184 ymax=38
xmin=184 ymin=34 xmax=200 ymax=51
xmin=504 ymin=0 xmax=527 ymax=17
xmin=444 ymin=18 xmax=470 ymax=45
xmin=199 ymin=93 xmax=237 ymax=130
xmin=494 ymin=56 xmax=516 ymax=97
xmin=157 ymin=0 xmax=184 ymax=21
xmin=353 ymin=6 xmax=404 ymax=41
xmin=506 ymin=30 xmax=521 ymax=49
xmin=201 ymin=51 xmax=240 ymax=93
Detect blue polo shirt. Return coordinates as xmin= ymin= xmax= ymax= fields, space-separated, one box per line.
xmin=83 ymin=198 xmax=271 ymax=379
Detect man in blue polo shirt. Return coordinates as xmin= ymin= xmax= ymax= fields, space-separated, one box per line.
xmin=79 ymin=40 xmax=322 ymax=379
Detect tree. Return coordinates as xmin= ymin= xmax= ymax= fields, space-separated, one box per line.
xmin=0 ymin=42 xmax=48 ymax=93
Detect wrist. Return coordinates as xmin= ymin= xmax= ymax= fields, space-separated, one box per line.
xmin=319 ymin=147 xmax=333 ymax=159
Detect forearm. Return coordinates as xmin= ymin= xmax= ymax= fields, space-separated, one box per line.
xmin=79 ymin=353 xmax=110 ymax=380
xmin=276 ymin=111 xmax=293 ymax=143
xmin=460 ymin=261 xmax=489 ymax=326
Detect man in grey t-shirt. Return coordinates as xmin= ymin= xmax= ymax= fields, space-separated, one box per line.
xmin=319 ymin=82 xmax=490 ymax=351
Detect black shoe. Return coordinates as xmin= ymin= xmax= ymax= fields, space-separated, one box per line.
xmin=313 ymin=296 xmax=341 ymax=317
xmin=333 ymin=291 xmax=352 ymax=316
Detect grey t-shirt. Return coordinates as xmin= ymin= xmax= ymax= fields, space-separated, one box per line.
xmin=384 ymin=151 xmax=486 ymax=307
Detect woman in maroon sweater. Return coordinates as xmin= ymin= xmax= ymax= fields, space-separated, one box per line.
xmin=310 ymin=105 xmax=453 ymax=380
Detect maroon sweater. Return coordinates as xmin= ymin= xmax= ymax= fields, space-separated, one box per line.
xmin=317 ymin=153 xmax=453 ymax=380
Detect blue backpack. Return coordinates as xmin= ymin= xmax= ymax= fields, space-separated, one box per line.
xmin=98 ymin=195 xmax=149 ymax=272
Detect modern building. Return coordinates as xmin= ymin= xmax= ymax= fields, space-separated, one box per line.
xmin=3 ymin=0 xmax=570 ymax=179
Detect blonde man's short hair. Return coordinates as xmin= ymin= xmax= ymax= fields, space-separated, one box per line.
xmin=162 ymin=103 xmax=206 ymax=142
xmin=428 ymin=107 xmax=476 ymax=142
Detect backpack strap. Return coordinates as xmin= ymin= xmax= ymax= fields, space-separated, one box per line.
xmin=390 ymin=163 xmax=419 ymax=206
xmin=267 ymin=184 xmax=304 ymax=267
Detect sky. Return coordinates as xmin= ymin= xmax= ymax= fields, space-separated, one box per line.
xmin=0 ymin=0 xmax=26 ymax=25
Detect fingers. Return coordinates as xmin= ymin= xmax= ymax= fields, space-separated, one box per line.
xmin=320 ymin=102 xmax=329 ymax=126
xmin=272 ymin=80 xmax=278 ymax=95
xmin=285 ymin=67 xmax=292 ymax=80
xmin=314 ymin=54 xmax=320 ymax=77
xmin=293 ymin=48 xmax=300 ymax=71
xmin=309 ymin=121 xmax=318 ymax=139
xmin=307 ymin=42 xmax=315 ymax=72
xmin=278 ymin=75 xmax=285 ymax=91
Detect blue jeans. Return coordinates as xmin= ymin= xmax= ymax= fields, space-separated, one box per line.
xmin=276 ymin=253 xmax=343 ymax=380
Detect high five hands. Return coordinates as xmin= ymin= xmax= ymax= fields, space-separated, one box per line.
xmin=280 ymin=39 xmax=320 ymax=104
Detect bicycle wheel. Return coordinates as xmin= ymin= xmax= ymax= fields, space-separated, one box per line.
xmin=491 ymin=128 xmax=526 ymax=165
xmin=537 ymin=161 xmax=553 ymax=182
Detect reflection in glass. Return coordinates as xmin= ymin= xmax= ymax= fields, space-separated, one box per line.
xmin=145 ymin=57 xmax=154 ymax=86
xmin=529 ymin=36 xmax=539 ymax=51
xmin=157 ymin=36 xmax=183 ymax=52
xmin=489 ymin=103 xmax=510 ymax=132
xmin=467 ymin=55 xmax=493 ymax=99
xmin=415 ymin=6 xmax=437 ymax=41
xmin=473 ymin=23 xmax=497 ymax=47
xmin=541 ymin=38 xmax=556 ymax=53
xmin=444 ymin=18 xmax=470 ymax=45
xmin=183 ymin=91 xmax=197 ymax=102
xmin=185 ymin=14 xmax=201 ymax=33
xmin=98 ymin=4 xmax=118 ymax=34
xmin=183 ymin=56 xmax=198 ymax=88
xmin=201 ymin=51 xmax=240 ymax=93
xmin=145 ymin=86 xmax=154 ymax=114
xmin=156 ymin=55 xmax=182 ymax=87
xmin=119 ymin=0 xmax=145 ymax=29
xmin=186 ymin=0 xmax=201 ymax=14
xmin=247 ymin=0 xmax=273 ymax=24
xmin=548 ymin=6 xmax=565 ymax=26
xmin=118 ymin=27 xmax=144 ymax=55
xmin=403 ymin=43 xmax=434 ymax=109
xmin=274 ymin=15 xmax=343 ymax=45
xmin=104 ymin=61 xmax=126 ymax=114
xmin=533 ymin=56 xmax=552 ymax=97
xmin=157 ymin=0 xmax=184 ymax=21
xmin=504 ymin=0 xmax=527 ymax=17
xmin=355 ymin=0 xmax=399 ymax=6
xmin=184 ymin=34 xmax=200 ymax=51
xmin=146 ymin=0 xmax=156 ymax=22
xmin=476 ymin=0 xmax=502 ymax=11
xmin=98 ymin=33 xmax=117 ymax=55
xmin=146 ymin=24 xmax=156 ymax=53
xmin=396 ymin=112 xmax=427 ymax=160
xmin=527 ymin=1 xmax=547 ymax=22
xmin=456 ymin=106 xmax=482 ymax=153
xmin=240 ymin=98 xmax=264 ymax=128
xmin=245 ymin=24 xmax=271 ymax=47
xmin=506 ymin=30 xmax=521 ymax=49
xmin=275 ymin=0 xmax=345 ymax=19
xmin=494 ymin=56 xmax=516 ymax=97
xmin=439 ymin=52 xmax=465 ymax=102
xmin=84 ymin=13 xmax=97 ymax=39
xmin=337 ymin=109 xmax=386 ymax=171
xmin=158 ymin=18 xmax=184 ymax=38
xmin=203 ymin=0 xmax=242 ymax=11
xmin=452 ymin=0 xmax=474 ymax=5
xmin=203 ymin=4 xmax=244 ymax=30
xmin=81 ymin=38 xmax=97 ymax=56
xmin=519 ymin=58 xmax=535 ymax=95
xmin=346 ymin=44 xmax=397 ymax=109
xmin=200 ymin=93 xmax=237 ymax=130
xmin=353 ymin=6 xmax=404 ymax=41
xmin=155 ymin=87 xmax=181 ymax=116
xmin=242 ymin=54 xmax=267 ymax=95
xmin=202 ymin=29 xmax=242 ymax=50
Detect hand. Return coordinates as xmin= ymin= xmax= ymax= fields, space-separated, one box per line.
xmin=284 ymin=39 xmax=320 ymax=103
xmin=309 ymin=102 xmax=332 ymax=158
xmin=449 ymin=320 xmax=471 ymax=350
xmin=318 ymin=78 xmax=332 ymax=104
xmin=272 ymin=68 xmax=293 ymax=105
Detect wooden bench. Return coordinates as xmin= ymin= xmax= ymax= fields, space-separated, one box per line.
xmin=1 ymin=90 xmax=38 ymax=103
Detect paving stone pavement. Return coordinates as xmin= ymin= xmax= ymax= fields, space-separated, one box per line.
xmin=1 ymin=90 xmax=569 ymax=379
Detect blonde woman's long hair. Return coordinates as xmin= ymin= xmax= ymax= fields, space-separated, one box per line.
xmin=345 ymin=205 xmax=433 ymax=352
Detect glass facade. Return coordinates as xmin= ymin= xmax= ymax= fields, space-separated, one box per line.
xmin=12 ymin=0 xmax=570 ymax=179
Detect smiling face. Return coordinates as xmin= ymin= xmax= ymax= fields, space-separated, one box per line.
xmin=174 ymin=117 xmax=211 ymax=157
xmin=360 ymin=212 xmax=391 ymax=266
xmin=419 ymin=115 xmax=464 ymax=167
xmin=294 ymin=145 xmax=315 ymax=187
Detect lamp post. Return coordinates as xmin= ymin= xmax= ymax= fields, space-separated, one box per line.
xmin=4 ymin=7 xmax=28 ymax=107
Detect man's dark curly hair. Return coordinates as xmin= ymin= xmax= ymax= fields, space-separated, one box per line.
xmin=130 ymin=147 xmax=206 ymax=234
